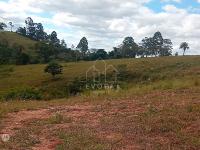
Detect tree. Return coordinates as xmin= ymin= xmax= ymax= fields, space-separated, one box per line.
xmin=140 ymin=32 xmax=173 ymax=57
xmin=35 ymin=23 xmax=47 ymax=41
xmin=16 ymin=27 xmax=26 ymax=36
xmin=140 ymin=37 xmax=154 ymax=57
xmin=49 ymin=31 xmax=60 ymax=46
xmin=77 ymin=37 xmax=88 ymax=55
xmin=90 ymin=49 xmax=108 ymax=60
xmin=152 ymin=31 xmax=164 ymax=56
xmin=159 ymin=39 xmax=173 ymax=56
xmin=44 ymin=62 xmax=63 ymax=78
xmin=35 ymin=42 xmax=54 ymax=63
xmin=25 ymin=17 xmax=36 ymax=39
xmin=121 ymin=37 xmax=138 ymax=58
xmin=180 ymin=42 xmax=189 ymax=56
xmin=61 ymin=39 xmax=67 ymax=48
xmin=8 ymin=22 xmax=14 ymax=32
xmin=0 ymin=22 xmax=7 ymax=30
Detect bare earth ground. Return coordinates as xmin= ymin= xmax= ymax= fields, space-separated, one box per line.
xmin=0 ymin=89 xmax=200 ymax=150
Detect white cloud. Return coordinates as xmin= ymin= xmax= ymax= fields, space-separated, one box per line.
xmin=0 ymin=0 xmax=199 ymax=55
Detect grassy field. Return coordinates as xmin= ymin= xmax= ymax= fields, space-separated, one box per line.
xmin=0 ymin=56 xmax=199 ymax=98
xmin=0 ymin=56 xmax=200 ymax=149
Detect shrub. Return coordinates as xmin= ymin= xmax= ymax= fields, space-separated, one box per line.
xmin=3 ymin=88 xmax=42 ymax=101
xmin=68 ymin=78 xmax=85 ymax=95
xmin=44 ymin=61 xmax=63 ymax=78
xmin=116 ymin=64 xmax=130 ymax=81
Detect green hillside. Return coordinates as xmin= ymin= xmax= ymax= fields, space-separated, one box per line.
xmin=0 ymin=56 xmax=199 ymax=99
xmin=0 ymin=31 xmax=37 ymax=53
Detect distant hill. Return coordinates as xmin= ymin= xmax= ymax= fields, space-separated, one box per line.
xmin=0 ymin=31 xmax=37 ymax=53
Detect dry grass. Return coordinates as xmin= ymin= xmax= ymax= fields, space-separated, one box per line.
xmin=0 ymin=88 xmax=199 ymax=149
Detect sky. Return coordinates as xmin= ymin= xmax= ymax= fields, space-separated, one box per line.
xmin=0 ymin=0 xmax=200 ymax=55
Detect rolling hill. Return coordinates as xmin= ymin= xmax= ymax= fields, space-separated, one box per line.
xmin=0 ymin=31 xmax=37 ymax=54
xmin=0 ymin=56 xmax=199 ymax=99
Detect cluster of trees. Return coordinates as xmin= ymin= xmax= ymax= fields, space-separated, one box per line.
xmin=0 ymin=40 xmax=30 ymax=65
xmin=16 ymin=17 xmax=63 ymax=46
xmin=0 ymin=22 xmax=14 ymax=32
xmin=140 ymin=32 xmax=173 ymax=57
xmin=0 ymin=17 xmax=190 ymax=65
xmin=84 ymin=32 xmax=173 ymax=60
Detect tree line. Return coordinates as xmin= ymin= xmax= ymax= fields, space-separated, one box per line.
xmin=0 ymin=17 xmax=190 ymax=65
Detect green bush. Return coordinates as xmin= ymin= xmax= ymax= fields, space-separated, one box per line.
xmin=68 ymin=77 xmax=85 ymax=95
xmin=3 ymin=88 xmax=42 ymax=101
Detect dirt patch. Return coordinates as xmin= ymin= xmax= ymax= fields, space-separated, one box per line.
xmin=0 ymin=89 xmax=200 ymax=150
xmin=0 ymin=108 xmax=51 ymax=136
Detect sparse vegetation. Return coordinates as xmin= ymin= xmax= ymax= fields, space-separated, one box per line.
xmin=48 ymin=113 xmax=72 ymax=124
xmin=56 ymin=128 xmax=109 ymax=150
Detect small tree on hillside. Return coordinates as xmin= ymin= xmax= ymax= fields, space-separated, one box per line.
xmin=44 ymin=62 xmax=63 ymax=78
xmin=9 ymin=22 xmax=14 ymax=32
xmin=0 ymin=22 xmax=7 ymax=30
xmin=180 ymin=42 xmax=189 ymax=56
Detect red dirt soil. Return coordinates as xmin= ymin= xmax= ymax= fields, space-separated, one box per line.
xmin=0 ymin=90 xmax=200 ymax=150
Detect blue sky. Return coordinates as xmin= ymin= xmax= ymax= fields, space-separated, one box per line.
xmin=0 ymin=0 xmax=200 ymax=55
xmin=147 ymin=0 xmax=200 ymax=13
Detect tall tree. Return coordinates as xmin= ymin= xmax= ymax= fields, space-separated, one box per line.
xmin=8 ymin=22 xmax=14 ymax=32
xmin=77 ymin=37 xmax=88 ymax=55
xmin=121 ymin=37 xmax=138 ymax=58
xmin=0 ymin=22 xmax=7 ymax=30
xmin=140 ymin=37 xmax=154 ymax=57
xmin=25 ymin=17 xmax=36 ymax=39
xmin=49 ymin=31 xmax=60 ymax=46
xmin=152 ymin=31 xmax=164 ymax=56
xmin=180 ymin=42 xmax=189 ymax=56
xmin=61 ymin=39 xmax=67 ymax=48
xmin=35 ymin=23 xmax=47 ymax=41
xmin=160 ymin=39 xmax=173 ymax=56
